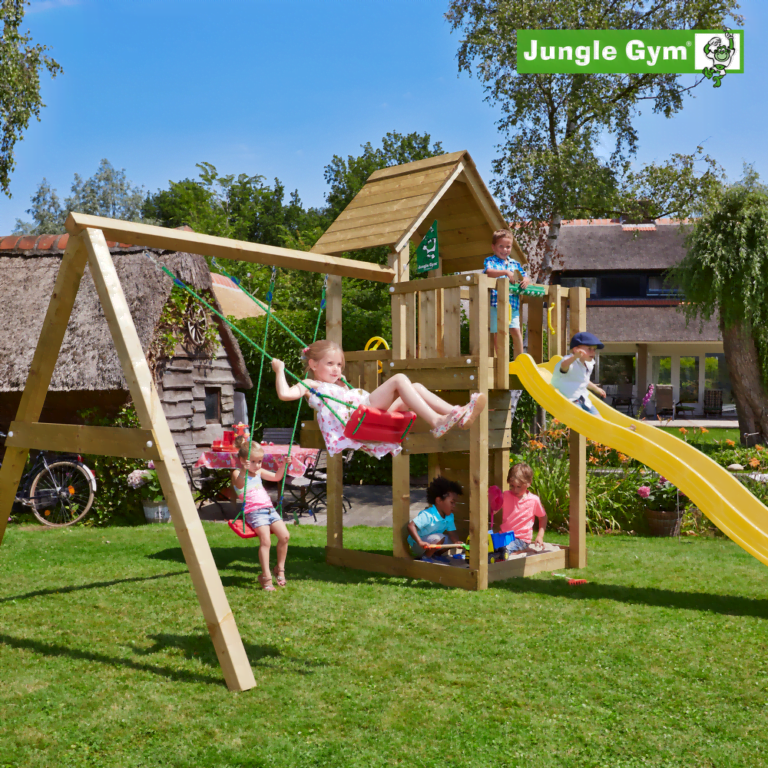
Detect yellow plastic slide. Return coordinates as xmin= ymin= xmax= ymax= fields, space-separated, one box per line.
xmin=510 ymin=354 xmax=768 ymax=567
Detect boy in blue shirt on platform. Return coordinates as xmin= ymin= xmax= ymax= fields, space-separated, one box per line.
xmin=407 ymin=476 xmax=463 ymax=559
xmin=484 ymin=228 xmax=529 ymax=359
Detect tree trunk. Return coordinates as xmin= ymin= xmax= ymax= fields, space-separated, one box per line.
xmin=539 ymin=214 xmax=562 ymax=285
xmin=720 ymin=317 xmax=768 ymax=446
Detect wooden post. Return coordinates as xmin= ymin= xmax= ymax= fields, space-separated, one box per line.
xmin=326 ymin=274 xmax=344 ymax=551
xmin=527 ymin=297 xmax=544 ymax=365
xmin=568 ymin=287 xmax=587 ymax=569
xmin=393 ymin=453 xmax=411 ymax=558
xmin=469 ymin=277 xmax=490 ymax=590
xmin=428 ymin=263 xmax=444 ymax=357
xmin=495 ymin=278 xmax=509 ymax=388
xmin=80 ymin=228 xmax=256 ymax=692
xmin=389 ymin=245 xmax=409 ymax=361
xmin=0 ymin=236 xmax=88 ymax=546
xmin=443 ymin=286 xmax=461 ymax=358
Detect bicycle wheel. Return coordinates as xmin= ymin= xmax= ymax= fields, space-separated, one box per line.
xmin=30 ymin=462 xmax=95 ymax=527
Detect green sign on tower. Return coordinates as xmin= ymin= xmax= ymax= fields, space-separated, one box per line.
xmin=416 ymin=220 xmax=439 ymax=274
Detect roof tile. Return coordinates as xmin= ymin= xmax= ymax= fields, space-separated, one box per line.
xmin=17 ymin=236 xmax=37 ymax=250
xmin=0 ymin=236 xmax=21 ymax=250
xmin=54 ymin=234 xmax=69 ymax=250
xmin=37 ymin=235 xmax=57 ymax=250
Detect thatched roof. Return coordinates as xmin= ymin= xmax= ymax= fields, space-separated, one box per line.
xmin=312 ymin=151 xmax=523 ymax=273
xmin=0 ymin=235 xmax=252 ymax=392
xmin=555 ymin=220 xmax=691 ymax=272
xmin=588 ymin=305 xmax=721 ymax=343
xmin=211 ymin=273 xmax=265 ymax=320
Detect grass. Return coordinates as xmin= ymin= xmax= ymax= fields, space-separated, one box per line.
xmin=656 ymin=427 xmax=740 ymax=444
xmin=2 ymin=523 xmax=768 ymax=767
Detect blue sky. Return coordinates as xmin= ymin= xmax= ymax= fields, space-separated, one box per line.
xmin=1 ymin=0 xmax=763 ymax=234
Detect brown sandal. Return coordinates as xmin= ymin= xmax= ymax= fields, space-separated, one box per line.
xmin=258 ymin=574 xmax=276 ymax=592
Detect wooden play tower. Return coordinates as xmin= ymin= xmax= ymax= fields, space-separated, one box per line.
xmin=302 ymin=151 xmax=588 ymax=591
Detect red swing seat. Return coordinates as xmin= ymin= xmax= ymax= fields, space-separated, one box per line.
xmin=228 ymin=519 xmax=258 ymax=539
xmin=343 ymin=406 xmax=417 ymax=443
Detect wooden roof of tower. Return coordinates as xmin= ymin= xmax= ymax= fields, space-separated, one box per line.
xmin=312 ymin=150 xmax=526 ymax=271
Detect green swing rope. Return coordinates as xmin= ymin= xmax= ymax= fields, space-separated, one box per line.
xmin=211 ymin=258 xmax=353 ymax=390
xmin=143 ymin=254 xmax=351 ymax=424
xmin=277 ymin=275 xmax=328 ymax=522
xmin=236 ymin=266 xmax=277 ymax=530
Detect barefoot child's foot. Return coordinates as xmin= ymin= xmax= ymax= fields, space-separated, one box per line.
xmin=430 ymin=406 xmax=464 ymax=438
xmin=459 ymin=392 xmax=487 ymax=429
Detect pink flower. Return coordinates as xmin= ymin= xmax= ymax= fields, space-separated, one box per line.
xmin=147 ymin=460 xmax=155 ymax=469
xmin=658 ymin=476 xmax=667 ymax=485
xmin=637 ymin=485 xmax=651 ymax=499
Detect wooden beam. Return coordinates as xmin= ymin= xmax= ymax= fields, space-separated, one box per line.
xmin=487 ymin=547 xmax=568 ymax=582
xmin=468 ymin=279 xmax=490 ymax=590
xmin=389 ymin=245 xmax=409 ymax=360
xmin=80 ymin=227 xmax=256 ymax=693
xmin=389 ymin=272 xmax=479 ymax=294
xmin=325 ymin=274 xmax=344 ymax=551
xmin=443 ymin=286 xmax=461 ymax=358
xmin=569 ymin=287 xmax=588 ymax=569
xmin=64 ymin=213 xmax=395 ymax=283
xmin=326 ymin=546 xmax=478 ymax=590
xmin=367 ymin=151 xmax=466 ymax=182
xmin=495 ymin=278 xmax=510 ymax=388
xmin=5 ymin=422 xmax=163 ymax=461
xmin=392 ymin=453 xmax=411 ymax=558
xmin=526 ymin=296 xmax=544 ymax=365
xmin=0 ymin=235 xmax=88 ymax=546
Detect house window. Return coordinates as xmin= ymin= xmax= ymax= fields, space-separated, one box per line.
xmin=599 ymin=274 xmax=646 ymax=299
xmin=560 ymin=277 xmax=598 ymax=296
xmin=679 ymin=356 xmax=699 ymax=403
xmin=204 ymin=387 xmax=221 ymax=423
xmin=648 ymin=275 xmax=684 ymax=298
xmin=599 ymin=355 xmax=636 ymax=387
xmin=652 ymin=356 xmax=672 ymax=385
xmin=705 ymin=353 xmax=734 ymax=407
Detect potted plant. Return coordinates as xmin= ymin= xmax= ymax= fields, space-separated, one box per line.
xmin=127 ymin=462 xmax=171 ymax=523
xmin=637 ymin=476 xmax=682 ymax=536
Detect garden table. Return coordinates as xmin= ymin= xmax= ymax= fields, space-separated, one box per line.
xmin=195 ymin=444 xmax=319 ymax=478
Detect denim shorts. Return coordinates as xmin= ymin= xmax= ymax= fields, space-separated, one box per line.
xmin=489 ymin=307 xmax=521 ymax=333
xmin=505 ymin=538 xmax=530 ymax=554
xmin=574 ymin=395 xmax=600 ymax=417
xmin=245 ymin=508 xmax=281 ymax=529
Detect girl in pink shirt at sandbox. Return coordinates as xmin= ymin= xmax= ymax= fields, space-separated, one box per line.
xmin=491 ymin=462 xmax=547 ymax=555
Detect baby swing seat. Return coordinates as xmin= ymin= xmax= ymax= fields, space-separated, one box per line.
xmin=343 ymin=406 xmax=417 ymax=443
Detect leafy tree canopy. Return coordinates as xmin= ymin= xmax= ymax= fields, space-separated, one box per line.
xmin=674 ymin=167 xmax=768 ymax=382
xmin=447 ymin=0 xmax=740 ymax=275
xmin=0 ymin=0 xmax=61 ymax=196
xmin=14 ymin=159 xmax=145 ymax=234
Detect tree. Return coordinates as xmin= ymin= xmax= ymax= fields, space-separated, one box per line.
xmin=446 ymin=0 xmax=741 ymax=280
xmin=672 ymin=168 xmax=768 ymax=445
xmin=0 ymin=0 xmax=62 ymax=196
xmin=14 ymin=159 xmax=146 ymax=234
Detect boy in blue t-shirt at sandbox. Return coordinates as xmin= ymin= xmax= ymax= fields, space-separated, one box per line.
xmin=550 ymin=331 xmax=607 ymax=417
xmin=407 ymin=476 xmax=463 ymax=560
xmin=484 ymin=228 xmax=529 ymax=359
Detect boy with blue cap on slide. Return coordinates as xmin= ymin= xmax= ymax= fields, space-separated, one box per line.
xmin=551 ymin=332 xmax=607 ymax=417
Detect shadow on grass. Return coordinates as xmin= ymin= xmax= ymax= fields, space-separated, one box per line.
xmin=494 ymin=577 xmax=768 ymax=619
xmin=0 ymin=570 xmax=189 ymax=605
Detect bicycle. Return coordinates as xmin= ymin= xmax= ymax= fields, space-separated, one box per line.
xmin=0 ymin=431 xmax=97 ymax=527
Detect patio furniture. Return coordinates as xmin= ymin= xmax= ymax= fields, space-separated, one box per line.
xmin=655 ymin=386 xmax=675 ymax=419
xmin=178 ymin=443 xmax=231 ymax=514
xmin=285 ymin=449 xmax=353 ymax=520
xmin=704 ymin=389 xmax=723 ymax=419
xmin=610 ymin=382 xmax=636 ymax=415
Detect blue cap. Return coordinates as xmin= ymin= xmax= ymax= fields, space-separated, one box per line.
xmin=570 ymin=331 xmax=604 ymax=350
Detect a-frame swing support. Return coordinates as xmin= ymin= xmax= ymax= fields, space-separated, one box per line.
xmin=0 ymin=215 xmax=396 ymax=692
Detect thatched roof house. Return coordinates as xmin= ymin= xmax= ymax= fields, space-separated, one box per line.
xmin=0 ymin=234 xmax=252 ymax=448
xmin=551 ymin=219 xmax=729 ymax=416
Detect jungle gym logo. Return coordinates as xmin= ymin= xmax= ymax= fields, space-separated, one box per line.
xmin=517 ymin=30 xmax=743 ymax=87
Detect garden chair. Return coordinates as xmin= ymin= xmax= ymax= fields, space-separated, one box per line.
xmin=655 ymin=386 xmax=675 ymax=420
xmin=611 ymin=382 xmax=636 ymax=415
xmin=262 ymin=427 xmax=296 ymax=445
xmin=284 ymin=449 xmax=353 ymax=520
xmin=704 ymin=389 xmax=723 ymax=419
xmin=177 ymin=443 xmax=231 ymax=515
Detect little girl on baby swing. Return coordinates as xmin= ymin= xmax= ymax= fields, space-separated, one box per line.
xmin=271 ymin=340 xmax=486 ymax=459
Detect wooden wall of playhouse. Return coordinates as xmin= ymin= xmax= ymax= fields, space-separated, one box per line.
xmin=308 ymin=242 xmax=588 ymax=591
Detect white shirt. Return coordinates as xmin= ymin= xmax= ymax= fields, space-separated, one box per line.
xmin=551 ymin=357 xmax=595 ymax=403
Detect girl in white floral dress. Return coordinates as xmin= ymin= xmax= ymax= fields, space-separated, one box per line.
xmin=271 ymin=340 xmax=485 ymax=459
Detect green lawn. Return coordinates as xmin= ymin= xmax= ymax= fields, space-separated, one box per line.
xmin=2 ymin=524 xmax=768 ymax=767
xmin=657 ymin=426 xmax=740 ymax=444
